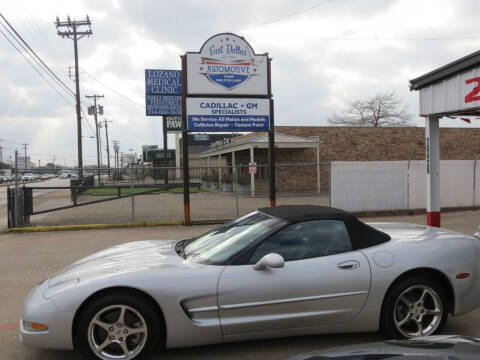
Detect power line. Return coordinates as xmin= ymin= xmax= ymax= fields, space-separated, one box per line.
xmin=246 ymin=34 xmax=480 ymax=41
xmin=0 ymin=12 xmax=75 ymax=97
xmin=81 ymin=69 xmax=146 ymax=109
xmin=0 ymin=28 xmax=75 ymax=106
xmin=234 ymin=0 xmax=338 ymax=32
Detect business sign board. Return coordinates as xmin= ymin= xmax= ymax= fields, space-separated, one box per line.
xmin=165 ymin=116 xmax=182 ymax=132
xmin=146 ymin=95 xmax=181 ymax=116
xmin=145 ymin=69 xmax=182 ymax=116
xmin=145 ymin=149 xmax=176 ymax=162
xmin=186 ymin=33 xmax=268 ymax=95
xmin=420 ymin=66 xmax=480 ymax=116
xmin=145 ymin=69 xmax=182 ymax=95
xmin=249 ymin=162 xmax=257 ymax=174
xmin=186 ymin=98 xmax=269 ymax=132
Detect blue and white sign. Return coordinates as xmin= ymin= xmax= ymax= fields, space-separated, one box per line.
xmin=186 ymin=33 xmax=268 ymax=96
xmin=145 ymin=69 xmax=182 ymax=95
xmin=187 ymin=98 xmax=269 ymax=131
xmin=145 ymin=69 xmax=182 ymax=116
xmin=146 ymin=95 xmax=181 ymax=116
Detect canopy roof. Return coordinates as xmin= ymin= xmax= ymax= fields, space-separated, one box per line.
xmin=199 ymin=132 xmax=318 ymax=157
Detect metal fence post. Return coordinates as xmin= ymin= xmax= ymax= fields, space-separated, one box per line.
xmin=130 ymin=166 xmax=135 ymax=222
xmin=235 ymin=165 xmax=239 ymax=218
xmin=14 ymin=150 xmax=19 ymax=227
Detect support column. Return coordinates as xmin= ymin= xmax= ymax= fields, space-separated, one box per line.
xmin=250 ymin=147 xmax=255 ymax=196
xmin=426 ymin=116 xmax=440 ymax=227
xmin=218 ymin=154 xmax=221 ymax=186
xmin=207 ymin=156 xmax=211 ymax=187
xmin=316 ymin=144 xmax=320 ymax=194
xmin=232 ymin=151 xmax=236 ymax=192
xmin=175 ymin=133 xmax=181 ymax=180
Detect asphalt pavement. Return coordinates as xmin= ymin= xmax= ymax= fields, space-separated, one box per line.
xmin=1 ymin=210 xmax=480 ymax=359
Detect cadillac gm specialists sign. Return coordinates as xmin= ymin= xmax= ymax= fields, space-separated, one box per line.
xmin=186 ymin=33 xmax=268 ymax=95
xmin=187 ymin=98 xmax=269 ymax=131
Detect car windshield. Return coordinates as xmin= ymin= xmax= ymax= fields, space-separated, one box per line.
xmin=182 ymin=211 xmax=286 ymax=265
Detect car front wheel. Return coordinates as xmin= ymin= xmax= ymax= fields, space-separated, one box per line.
xmin=76 ymin=292 xmax=161 ymax=360
xmin=381 ymin=276 xmax=448 ymax=339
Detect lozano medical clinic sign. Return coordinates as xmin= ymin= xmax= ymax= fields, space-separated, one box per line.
xmin=145 ymin=69 xmax=182 ymax=116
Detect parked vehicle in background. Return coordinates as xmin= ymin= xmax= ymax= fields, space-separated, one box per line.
xmin=19 ymin=206 xmax=480 ymax=360
xmin=287 ymin=335 xmax=480 ymax=359
xmin=21 ymin=173 xmax=35 ymax=181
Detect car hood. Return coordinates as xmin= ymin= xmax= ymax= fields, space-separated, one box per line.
xmin=47 ymin=240 xmax=185 ymax=287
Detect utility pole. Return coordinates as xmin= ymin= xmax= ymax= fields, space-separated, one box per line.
xmin=85 ymin=94 xmax=104 ymax=182
xmin=56 ymin=15 xmax=92 ymax=179
xmin=112 ymin=140 xmax=120 ymax=175
xmin=22 ymin=143 xmax=28 ymax=171
xmin=104 ymin=119 xmax=112 ymax=177
xmin=0 ymin=139 xmax=4 ymax=163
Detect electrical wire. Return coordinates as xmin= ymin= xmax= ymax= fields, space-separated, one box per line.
xmin=0 ymin=28 xmax=75 ymax=107
xmin=81 ymin=69 xmax=146 ymax=109
xmin=234 ymin=0 xmax=338 ymax=32
xmin=0 ymin=12 xmax=75 ymax=97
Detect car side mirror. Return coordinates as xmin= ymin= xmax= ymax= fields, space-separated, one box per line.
xmin=253 ymin=253 xmax=285 ymax=271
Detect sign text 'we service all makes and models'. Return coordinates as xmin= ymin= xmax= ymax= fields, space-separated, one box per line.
xmin=187 ymin=98 xmax=269 ymax=131
xmin=145 ymin=69 xmax=182 ymax=116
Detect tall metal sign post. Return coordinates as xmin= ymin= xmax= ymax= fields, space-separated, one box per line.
xmin=145 ymin=69 xmax=182 ymax=185
xmin=182 ymin=33 xmax=274 ymax=225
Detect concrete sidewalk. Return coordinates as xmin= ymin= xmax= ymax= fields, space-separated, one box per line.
xmin=1 ymin=210 xmax=479 ymax=360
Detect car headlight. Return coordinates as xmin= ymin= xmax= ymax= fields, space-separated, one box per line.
xmin=43 ymin=277 xmax=79 ymax=299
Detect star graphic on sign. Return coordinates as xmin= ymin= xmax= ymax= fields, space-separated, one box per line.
xmin=200 ymin=67 xmax=203 ymax=70
xmin=226 ymin=37 xmax=229 ymax=41
xmin=253 ymin=69 xmax=257 ymax=72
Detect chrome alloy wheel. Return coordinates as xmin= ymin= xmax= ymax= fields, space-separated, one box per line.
xmin=87 ymin=305 xmax=148 ymax=360
xmin=393 ymin=285 xmax=443 ymax=338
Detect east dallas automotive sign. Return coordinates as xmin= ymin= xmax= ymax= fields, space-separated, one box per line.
xmin=145 ymin=69 xmax=182 ymax=116
xmin=186 ymin=33 xmax=268 ymax=96
xmin=420 ymin=66 xmax=480 ymax=116
xmin=187 ymin=98 xmax=269 ymax=131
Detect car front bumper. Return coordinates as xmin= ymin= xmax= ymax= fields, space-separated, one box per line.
xmin=19 ymin=281 xmax=75 ymax=350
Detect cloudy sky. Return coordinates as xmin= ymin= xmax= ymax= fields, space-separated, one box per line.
xmin=0 ymin=0 xmax=479 ymax=166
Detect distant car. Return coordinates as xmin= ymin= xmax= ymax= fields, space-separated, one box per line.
xmin=59 ymin=173 xmax=71 ymax=179
xmin=19 ymin=206 xmax=480 ymax=360
xmin=287 ymin=335 xmax=480 ymax=359
xmin=22 ymin=173 xmax=34 ymax=181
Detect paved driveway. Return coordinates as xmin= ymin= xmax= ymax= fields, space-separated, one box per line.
xmin=1 ymin=210 xmax=480 ymax=359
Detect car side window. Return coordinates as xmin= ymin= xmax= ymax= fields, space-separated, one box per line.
xmin=249 ymin=220 xmax=352 ymax=264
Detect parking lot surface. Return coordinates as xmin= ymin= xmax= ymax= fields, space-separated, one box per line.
xmin=1 ymin=210 xmax=480 ymax=359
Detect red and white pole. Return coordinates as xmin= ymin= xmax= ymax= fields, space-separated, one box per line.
xmin=425 ymin=116 xmax=441 ymax=227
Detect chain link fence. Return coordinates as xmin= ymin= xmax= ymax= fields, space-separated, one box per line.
xmin=3 ymin=163 xmax=331 ymax=228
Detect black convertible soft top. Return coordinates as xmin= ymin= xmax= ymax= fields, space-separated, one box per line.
xmin=258 ymin=205 xmax=390 ymax=250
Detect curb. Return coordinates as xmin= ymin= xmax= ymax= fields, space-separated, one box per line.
xmin=7 ymin=220 xmax=185 ymax=233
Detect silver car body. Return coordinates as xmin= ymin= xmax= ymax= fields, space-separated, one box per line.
xmin=20 ymin=222 xmax=480 ymax=350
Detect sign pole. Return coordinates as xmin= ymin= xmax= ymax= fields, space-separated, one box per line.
xmin=162 ymin=116 xmax=169 ymax=185
xmin=181 ymin=55 xmax=190 ymax=225
xmin=267 ymin=57 xmax=276 ymax=207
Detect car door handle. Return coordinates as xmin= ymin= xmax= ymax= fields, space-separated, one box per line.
xmin=337 ymin=260 xmax=360 ymax=270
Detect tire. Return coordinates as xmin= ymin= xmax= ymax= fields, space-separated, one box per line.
xmin=380 ymin=276 xmax=448 ymax=339
xmin=76 ymin=291 xmax=161 ymax=360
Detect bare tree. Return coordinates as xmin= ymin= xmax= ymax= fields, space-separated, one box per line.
xmin=328 ymin=91 xmax=413 ymax=127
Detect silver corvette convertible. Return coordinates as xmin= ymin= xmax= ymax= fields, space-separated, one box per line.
xmin=20 ymin=205 xmax=480 ymax=360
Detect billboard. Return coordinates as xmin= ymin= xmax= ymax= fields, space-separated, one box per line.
xmin=145 ymin=69 xmax=182 ymax=116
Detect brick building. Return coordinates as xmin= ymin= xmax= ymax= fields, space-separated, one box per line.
xmin=199 ymin=126 xmax=480 ymax=194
